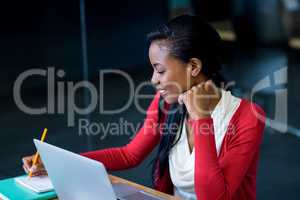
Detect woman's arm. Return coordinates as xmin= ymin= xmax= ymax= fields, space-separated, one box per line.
xmin=191 ymin=102 xmax=265 ymax=200
xmin=81 ymin=92 xmax=162 ymax=170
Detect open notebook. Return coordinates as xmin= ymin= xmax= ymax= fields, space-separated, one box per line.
xmin=15 ymin=176 xmax=54 ymax=193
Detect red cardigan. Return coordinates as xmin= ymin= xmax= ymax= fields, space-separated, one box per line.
xmin=81 ymin=92 xmax=266 ymax=200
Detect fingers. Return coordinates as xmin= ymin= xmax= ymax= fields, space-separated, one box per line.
xmin=178 ymin=88 xmax=192 ymax=104
xmin=205 ymin=79 xmax=218 ymax=91
xmin=205 ymin=80 xmax=221 ymax=100
xmin=22 ymin=156 xmax=33 ymax=173
xmin=36 ymin=170 xmax=48 ymax=176
xmin=23 ymin=164 xmax=39 ymax=176
xmin=178 ymin=86 xmax=196 ymax=105
xmin=22 ymin=155 xmax=46 ymax=176
xmin=30 ymin=169 xmax=48 ymax=177
xmin=31 ymin=162 xmax=46 ymax=173
xmin=194 ymin=80 xmax=219 ymax=97
xmin=178 ymin=90 xmax=187 ymax=104
xmin=23 ymin=164 xmax=47 ymax=177
xmin=178 ymin=93 xmax=184 ymax=104
xmin=177 ymin=80 xmax=218 ymax=104
xmin=23 ymin=164 xmax=29 ymax=174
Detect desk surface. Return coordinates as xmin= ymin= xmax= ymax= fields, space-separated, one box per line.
xmin=109 ymin=175 xmax=180 ymax=200
xmin=52 ymin=174 xmax=180 ymax=200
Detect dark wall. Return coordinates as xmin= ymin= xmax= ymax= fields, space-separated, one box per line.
xmin=0 ymin=0 xmax=167 ymax=86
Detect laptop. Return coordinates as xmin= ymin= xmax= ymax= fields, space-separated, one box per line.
xmin=33 ymin=139 xmax=163 ymax=200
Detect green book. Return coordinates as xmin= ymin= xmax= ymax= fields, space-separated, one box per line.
xmin=0 ymin=176 xmax=57 ymax=200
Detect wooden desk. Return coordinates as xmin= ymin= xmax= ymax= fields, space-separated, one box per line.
xmin=52 ymin=174 xmax=180 ymax=200
xmin=109 ymin=175 xmax=180 ymax=200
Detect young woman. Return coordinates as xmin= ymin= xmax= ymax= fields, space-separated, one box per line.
xmin=23 ymin=15 xmax=265 ymax=200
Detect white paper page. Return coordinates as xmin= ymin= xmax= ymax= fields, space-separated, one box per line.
xmin=15 ymin=176 xmax=54 ymax=193
xmin=0 ymin=192 xmax=10 ymax=200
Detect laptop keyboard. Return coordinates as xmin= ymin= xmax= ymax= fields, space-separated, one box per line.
xmin=113 ymin=183 xmax=163 ymax=200
xmin=117 ymin=191 xmax=163 ymax=200
xmin=121 ymin=191 xmax=163 ymax=200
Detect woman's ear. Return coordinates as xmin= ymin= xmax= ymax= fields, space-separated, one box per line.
xmin=189 ymin=58 xmax=202 ymax=77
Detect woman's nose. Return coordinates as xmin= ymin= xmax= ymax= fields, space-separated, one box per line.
xmin=151 ymin=72 xmax=159 ymax=85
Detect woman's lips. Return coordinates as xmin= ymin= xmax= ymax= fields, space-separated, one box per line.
xmin=159 ymin=89 xmax=167 ymax=96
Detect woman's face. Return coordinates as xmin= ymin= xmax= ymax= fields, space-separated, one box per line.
xmin=149 ymin=41 xmax=192 ymax=104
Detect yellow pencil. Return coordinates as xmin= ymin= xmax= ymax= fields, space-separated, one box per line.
xmin=28 ymin=128 xmax=48 ymax=178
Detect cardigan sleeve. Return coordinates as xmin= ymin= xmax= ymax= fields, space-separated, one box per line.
xmin=191 ymin=102 xmax=265 ymax=200
xmin=81 ymin=92 xmax=162 ymax=170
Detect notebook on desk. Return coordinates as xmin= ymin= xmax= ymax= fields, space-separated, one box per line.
xmin=15 ymin=175 xmax=54 ymax=193
xmin=0 ymin=175 xmax=56 ymax=200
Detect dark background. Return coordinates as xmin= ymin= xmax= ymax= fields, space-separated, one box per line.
xmin=0 ymin=0 xmax=300 ymax=199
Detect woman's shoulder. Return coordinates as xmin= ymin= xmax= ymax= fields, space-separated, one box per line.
xmin=222 ymin=98 xmax=266 ymax=147
xmin=232 ymin=98 xmax=266 ymax=129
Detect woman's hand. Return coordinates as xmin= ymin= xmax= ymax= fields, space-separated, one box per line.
xmin=178 ymin=80 xmax=220 ymax=120
xmin=22 ymin=155 xmax=48 ymax=176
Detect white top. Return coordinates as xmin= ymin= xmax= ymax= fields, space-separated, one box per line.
xmin=169 ymin=90 xmax=241 ymax=200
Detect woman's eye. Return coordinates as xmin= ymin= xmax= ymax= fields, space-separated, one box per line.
xmin=157 ymin=71 xmax=165 ymax=74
